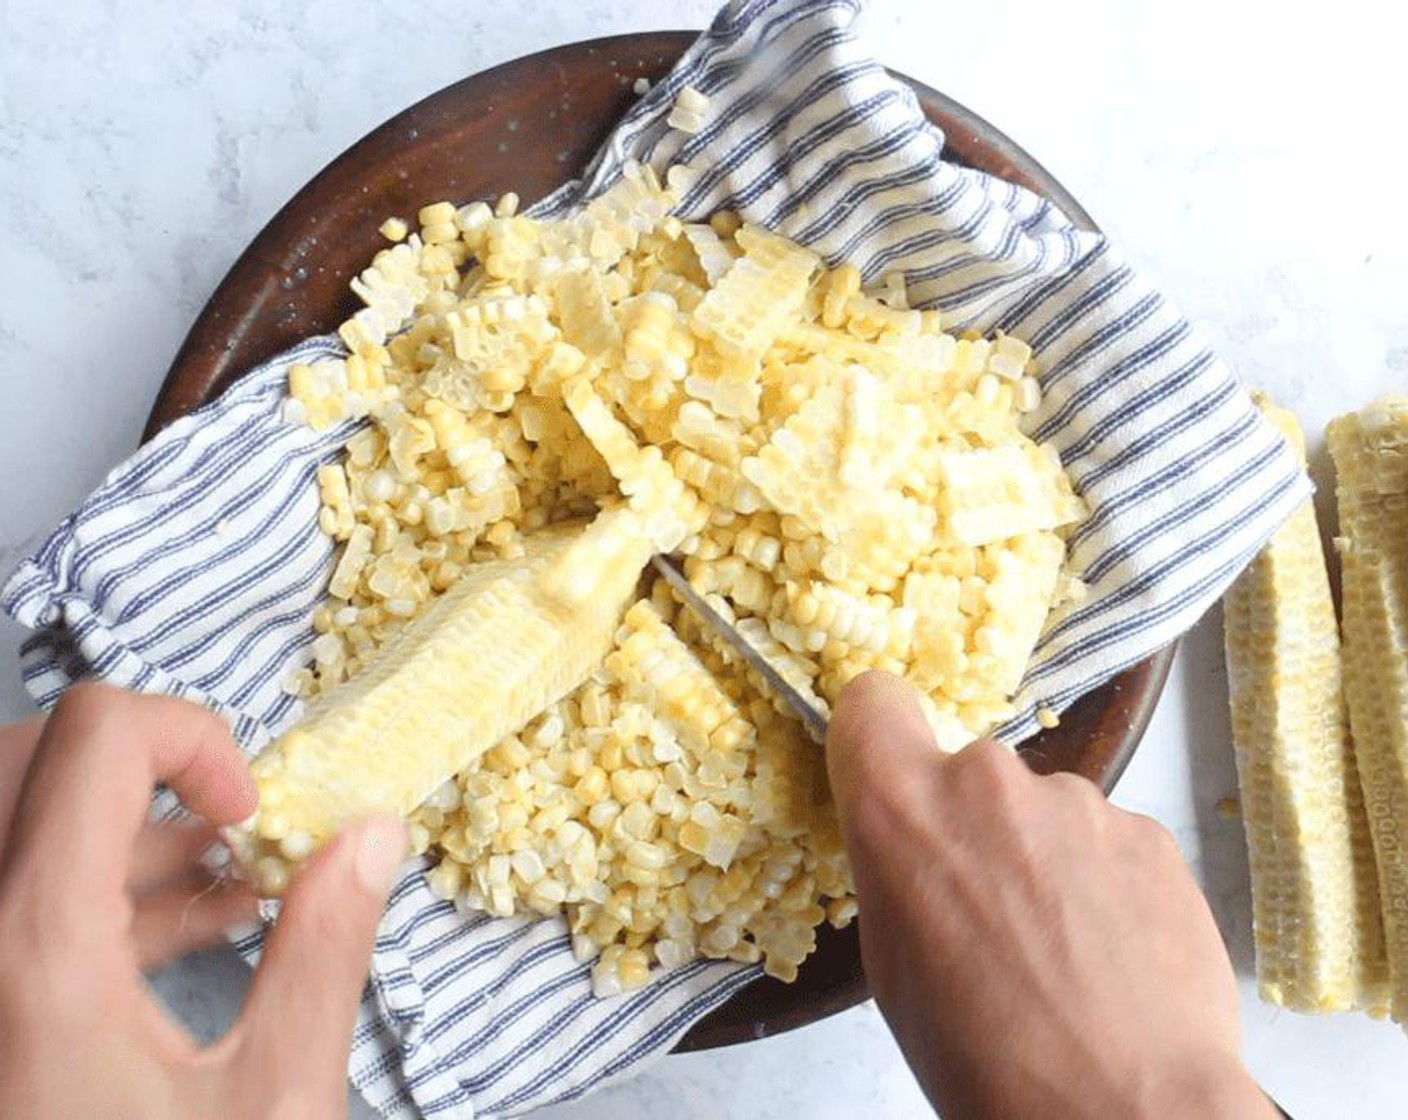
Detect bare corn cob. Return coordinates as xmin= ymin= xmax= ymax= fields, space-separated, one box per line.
xmin=229 ymin=509 xmax=652 ymax=893
xmin=1328 ymin=397 xmax=1408 ymax=1023
xmin=1224 ymin=395 xmax=1388 ymax=1012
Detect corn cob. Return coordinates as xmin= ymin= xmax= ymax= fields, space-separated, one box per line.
xmin=1224 ymin=395 xmax=1388 ymax=1013
xmin=229 ymin=509 xmax=651 ymax=893
xmin=1328 ymin=396 xmax=1408 ymax=1022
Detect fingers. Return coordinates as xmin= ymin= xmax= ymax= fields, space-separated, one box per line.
xmin=825 ymin=670 xmax=945 ymax=831
xmin=132 ymin=877 xmax=260 ymax=973
xmin=0 ymin=717 xmax=45 ymax=859
xmin=3 ymin=683 xmax=256 ymax=907
xmin=233 ymin=817 xmax=407 ymax=1094
xmin=128 ymin=823 xmax=224 ymax=898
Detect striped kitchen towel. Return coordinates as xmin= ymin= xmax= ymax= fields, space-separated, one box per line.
xmin=1 ymin=0 xmax=1308 ymax=1117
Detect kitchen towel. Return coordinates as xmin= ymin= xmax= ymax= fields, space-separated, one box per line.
xmin=1 ymin=0 xmax=1308 ymax=1116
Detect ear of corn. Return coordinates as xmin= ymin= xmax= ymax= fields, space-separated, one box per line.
xmin=229 ymin=509 xmax=651 ymax=893
xmin=1328 ymin=396 xmax=1408 ymax=1023
xmin=1224 ymin=394 xmax=1388 ymax=1013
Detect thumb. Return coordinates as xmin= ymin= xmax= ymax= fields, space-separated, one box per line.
xmin=825 ymin=670 xmax=943 ymax=834
xmin=234 ymin=816 xmax=408 ymax=1097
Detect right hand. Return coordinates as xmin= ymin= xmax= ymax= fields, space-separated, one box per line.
xmin=826 ymin=671 xmax=1276 ymax=1120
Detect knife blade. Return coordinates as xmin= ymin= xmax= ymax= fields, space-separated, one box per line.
xmin=649 ymin=554 xmax=830 ymax=745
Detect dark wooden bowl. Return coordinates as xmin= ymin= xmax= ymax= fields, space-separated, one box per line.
xmin=144 ymin=31 xmax=1176 ymax=1051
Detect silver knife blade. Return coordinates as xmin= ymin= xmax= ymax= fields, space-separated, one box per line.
xmin=649 ymin=554 xmax=829 ymax=745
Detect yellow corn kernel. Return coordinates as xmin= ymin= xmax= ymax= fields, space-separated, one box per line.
xmin=821 ymin=263 xmax=861 ymax=329
xmin=379 ymin=216 xmax=409 ymax=243
xmin=574 ymin=766 xmax=610 ymax=805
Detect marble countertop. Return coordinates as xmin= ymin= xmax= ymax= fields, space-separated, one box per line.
xmin=3 ymin=0 xmax=1406 ymax=1115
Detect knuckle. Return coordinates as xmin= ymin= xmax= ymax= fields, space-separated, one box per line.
xmin=844 ymin=795 xmax=895 ymax=855
xmin=1045 ymin=770 xmax=1103 ymax=809
xmin=838 ymin=765 xmax=947 ymax=862
xmin=943 ymin=752 xmax=1025 ymax=831
xmin=1042 ymin=770 xmax=1086 ymax=794
xmin=52 ymin=679 xmax=106 ymax=724
xmin=1123 ymin=810 xmax=1179 ymax=853
xmin=951 ymin=737 xmax=1001 ymax=772
xmin=950 ymin=739 xmax=1022 ymax=796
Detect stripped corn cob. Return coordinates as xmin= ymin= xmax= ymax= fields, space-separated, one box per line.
xmin=1223 ymin=395 xmax=1387 ymax=1013
xmin=229 ymin=510 xmax=650 ymax=893
xmin=1328 ymin=397 xmax=1408 ymax=1023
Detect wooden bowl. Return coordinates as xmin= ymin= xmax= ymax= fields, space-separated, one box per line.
xmin=144 ymin=31 xmax=1176 ymax=1051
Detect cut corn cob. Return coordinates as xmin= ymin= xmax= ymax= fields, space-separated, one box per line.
xmin=229 ymin=510 xmax=650 ymax=893
xmin=1223 ymin=395 xmax=1388 ymax=1013
xmin=1328 ymin=396 xmax=1408 ymax=1022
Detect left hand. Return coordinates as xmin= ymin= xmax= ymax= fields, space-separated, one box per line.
xmin=0 ymin=704 xmax=259 ymax=972
xmin=0 ymin=682 xmax=407 ymax=1119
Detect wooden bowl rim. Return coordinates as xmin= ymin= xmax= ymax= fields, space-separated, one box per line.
xmin=141 ymin=29 xmax=1176 ymax=1051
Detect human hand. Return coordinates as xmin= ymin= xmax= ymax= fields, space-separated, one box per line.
xmin=0 ymin=682 xmax=408 ymax=1120
xmin=0 ymin=711 xmax=257 ymax=974
xmin=826 ymin=672 xmax=1276 ymax=1120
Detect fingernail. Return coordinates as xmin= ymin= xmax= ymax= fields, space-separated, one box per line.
xmin=354 ymin=816 xmax=409 ymax=895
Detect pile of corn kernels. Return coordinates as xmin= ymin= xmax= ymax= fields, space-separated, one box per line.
xmin=283 ymin=158 xmax=1085 ymax=994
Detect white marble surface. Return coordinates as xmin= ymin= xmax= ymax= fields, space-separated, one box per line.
xmin=2 ymin=0 xmax=1407 ymax=1116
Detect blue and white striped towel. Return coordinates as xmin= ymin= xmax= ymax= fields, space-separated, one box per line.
xmin=1 ymin=0 xmax=1308 ymax=1116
